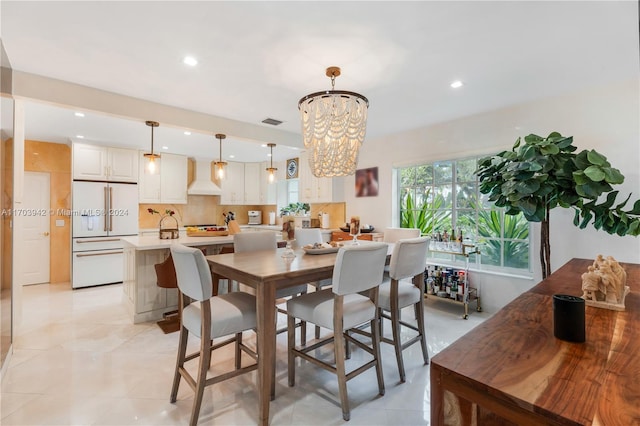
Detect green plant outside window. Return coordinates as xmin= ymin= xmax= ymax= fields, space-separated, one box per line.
xmin=398 ymin=157 xmax=531 ymax=272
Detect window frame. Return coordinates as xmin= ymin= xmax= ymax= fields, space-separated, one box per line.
xmin=396 ymin=155 xmax=533 ymax=274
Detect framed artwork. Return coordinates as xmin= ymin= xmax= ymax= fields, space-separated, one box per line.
xmin=355 ymin=167 xmax=379 ymax=197
xmin=286 ymin=158 xmax=299 ymax=179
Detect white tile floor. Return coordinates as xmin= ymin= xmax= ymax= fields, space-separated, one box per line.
xmin=1 ymin=283 xmax=489 ymax=425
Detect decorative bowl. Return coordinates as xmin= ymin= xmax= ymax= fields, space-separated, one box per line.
xmin=339 ymin=226 xmax=375 ymax=233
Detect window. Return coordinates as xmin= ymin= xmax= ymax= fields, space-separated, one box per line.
xmin=287 ymin=179 xmax=299 ymax=204
xmin=398 ymin=156 xmax=531 ymax=272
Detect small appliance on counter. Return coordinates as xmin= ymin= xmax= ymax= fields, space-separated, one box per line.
xmin=248 ymin=210 xmax=262 ymax=225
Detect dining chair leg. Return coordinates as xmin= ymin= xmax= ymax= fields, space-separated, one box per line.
xmin=287 ymin=315 xmax=296 ymax=387
xmin=371 ymin=317 xmax=385 ymax=396
xmin=315 ymin=325 xmax=321 ymax=339
xmin=170 ymin=325 xmax=189 ymax=403
xmin=235 ymin=332 xmax=242 ymax=370
xmin=344 ymin=330 xmax=351 ymax=359
xmin=416 ymin=299 xmax=429 ymax=365
xmin=190 ymin=334 xmax=212 ymax=426
xmin=390 ymin=300 xmax=406 ymax=383
xmin=334 ymin=330 xmax=350 ymax=421
xmin=300 ymin=319 xmax=307 ymax=346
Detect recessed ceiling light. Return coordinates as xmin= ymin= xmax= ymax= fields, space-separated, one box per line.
xmin=261 ymin=144 xmax=267 ymax=147
xmin=183 ymin=56 xmax=198 ymax=66
xmin=162 ymin=146 xmax=169 ymax=150
xmin=76 ymin=135 xmax=85 ymax=139
xmin=229 ymin=154 xmax=235 ymax=159
xmin=267 ymin=153 xmax=272 ymax=157
xmin=184 ymin=131 xmax=191 ymax=136
xmin=74 ymin=112 xmax=85 ymax=117
xmin=450 ymin=80 xmax=464 ymax=89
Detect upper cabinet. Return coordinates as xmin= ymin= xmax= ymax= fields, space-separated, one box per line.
xmin=220 ymin=161 xmax=277 ymax=205
xmin=220 ymin=161 xmax=245 ymax=205
xmin=73 ymin=143 xmax=139 ymax=182
xmin=244 ymin=162 xmax=261 ymax=204
xmin=298 ymin=150 xmax=343 ymax=203
xmin=138 ymin=152 xmax=188 ymax=204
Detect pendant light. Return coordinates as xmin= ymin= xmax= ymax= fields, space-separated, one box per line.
xmin=298 ymin=66 xmax=369 ymax=177
xmin=213 ymin=133 xmax=227 ymax=180
xmin=143 ymin=120 xmax=160 ymax=174
xmin=266 ymin=143 xmax=277 ymax=183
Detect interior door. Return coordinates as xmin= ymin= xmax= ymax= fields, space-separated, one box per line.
xmin=22 ymin=171 xmax=50 ymax=285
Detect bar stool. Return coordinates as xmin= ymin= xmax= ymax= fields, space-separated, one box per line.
xmin=233 ymin=232 xmax=310 ymax=344
xmin=286 ymin=243 xmax=388 ymax=421
xmin=294 ymin=228 xmax=333 ymax=339
xmin=154 ymin=253 xmax=180 ymax=334
xmin=378 ymin=237 xmax=430 ymax=382
xmin=169 ymin=244 xmax=258 ymax=426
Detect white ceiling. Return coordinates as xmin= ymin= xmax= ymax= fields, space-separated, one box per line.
xmin=1 ymin=1 xmax=638 ymax=163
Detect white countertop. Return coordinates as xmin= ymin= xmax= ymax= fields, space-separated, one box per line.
xmin=121 ymin=235 xmax=235 ymax=250
xmin=128 ymin=227 xmax=338 ymax=250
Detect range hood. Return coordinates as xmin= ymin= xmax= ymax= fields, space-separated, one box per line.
xmin=187 ymin=158 xmax=222 ymax=196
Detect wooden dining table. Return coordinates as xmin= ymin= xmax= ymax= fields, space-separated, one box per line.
xmin=430 ymin=258 xmax=640 ymax=425
xmin=206 ymin=244 xmax=392 ymax=425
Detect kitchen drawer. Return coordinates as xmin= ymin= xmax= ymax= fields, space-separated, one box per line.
xmin=72 ymin=249 xmax=123 ymax=288
xmin=331 ymin=231 xmax=373 ymax=242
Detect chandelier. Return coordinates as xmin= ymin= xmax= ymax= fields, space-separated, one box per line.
xmin=213 ymin=133 xmax=227 ymax=180
xmin=143 ymin=120 xmax=160 ymax=174
xmin=266 ymin=143 xmax=277 ymax=183
xmin=298 ymin=66 xmax=369 ymax=177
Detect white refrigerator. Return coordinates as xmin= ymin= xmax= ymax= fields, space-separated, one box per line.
xmin=72 ymin=181 xmax=138 ymax=288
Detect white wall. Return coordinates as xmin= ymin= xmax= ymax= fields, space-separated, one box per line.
xmin=345 ymin=78 xmax=640 ymax=313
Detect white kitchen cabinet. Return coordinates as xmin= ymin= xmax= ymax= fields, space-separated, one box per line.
xmin=244 ymin=162 xmax=261 ymax=204
xmin=73 ymin=143 xmax=138 ymax=182
xmin=220 ymin=161 xmax=245 ymax=204
xmin=220 ymin=161 xmax=274 ymax=205
xmin=138 ymin=152 xmax=188 ymax=204
xmin=298 ymin=150 xmax=341 ymax=203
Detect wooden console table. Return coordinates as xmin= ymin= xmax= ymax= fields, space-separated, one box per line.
xmin=430 ymin=258 xmax=639 ymax=425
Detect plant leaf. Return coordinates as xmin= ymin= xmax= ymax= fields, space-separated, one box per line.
xmin=584 ymin=165 xmax=605 ymax=182
xmin=587 ymin=150 xmax=607 ymax=166
xmin=603 ymin=167 xmax=624 ymax=184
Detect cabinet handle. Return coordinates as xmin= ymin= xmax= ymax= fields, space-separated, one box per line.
xmin=76 ymin=238 xmax=121 ymax=243
xmin=76 ymin=250 xmax=123 ymax=257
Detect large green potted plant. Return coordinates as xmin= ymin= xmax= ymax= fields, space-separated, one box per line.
xmin=477 ymin=132 xmax=640 ymax=278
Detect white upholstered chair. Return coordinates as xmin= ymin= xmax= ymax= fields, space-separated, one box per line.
xmin=286 ymin=243 xmax=388 ymax=421
xmin=383 ymin=227 xmax=421 ymax=243
xmin=378 ymin=236 xmax=430 ymax=382
xmin=169 ymin=244 xmax=257 ymax=426
xmin=293 ymin=228 xmax=333 ymax=338
xmin=233 ymin=232 xmax=309 ymax=343
xmin=382 ymin=228 xmax=421 ymax=276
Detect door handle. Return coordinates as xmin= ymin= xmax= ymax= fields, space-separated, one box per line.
xmin=43 ymin=232 xmax=50 ymax=236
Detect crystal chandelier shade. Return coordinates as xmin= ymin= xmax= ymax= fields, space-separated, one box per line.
xmin=298 ymin=67 xmax=369 ymax=177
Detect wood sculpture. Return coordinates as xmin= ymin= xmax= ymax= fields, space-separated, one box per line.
xmin=581 ymin=255 xmax=630 ymax=311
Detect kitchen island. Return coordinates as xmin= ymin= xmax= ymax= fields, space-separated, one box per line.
xmin=121 ymin=235 xmax=235 ymax=323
